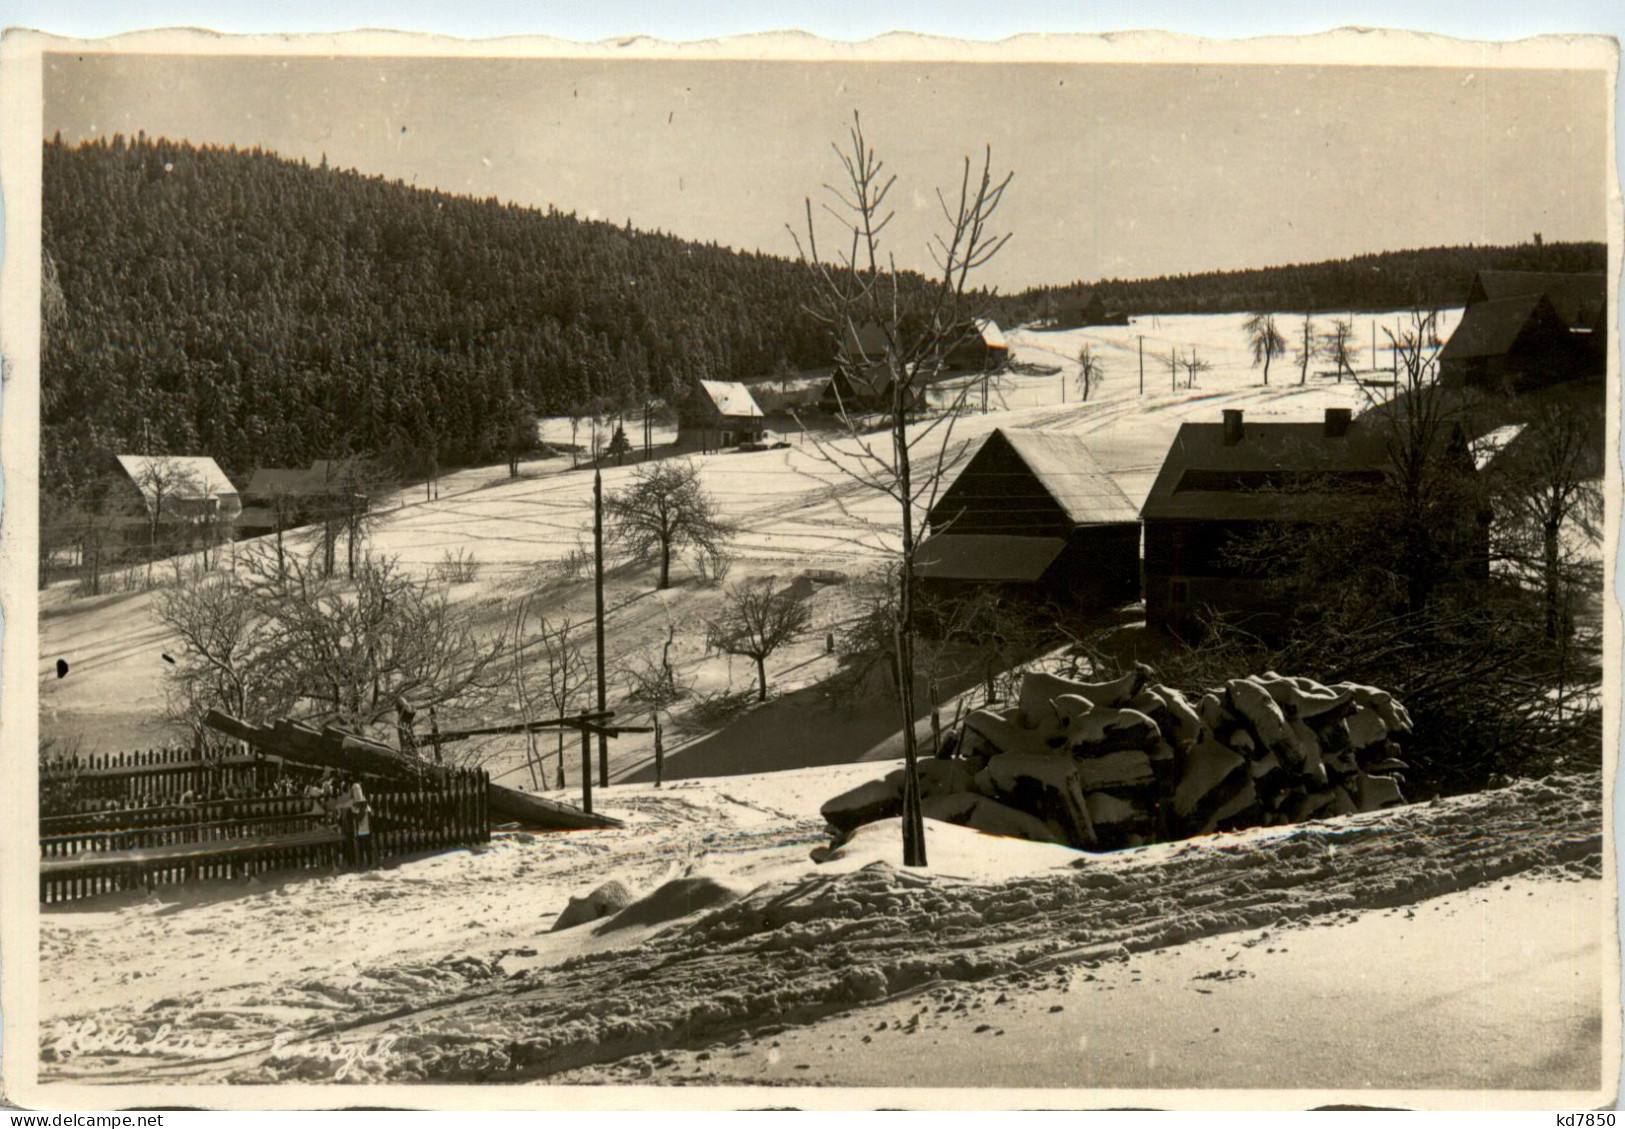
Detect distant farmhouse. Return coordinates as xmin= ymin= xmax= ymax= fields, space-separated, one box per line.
xmin=113 ymin=454 xmax=241 ymax=555
xmin=239 ymin=459 xmax=372 ymax=537
xmin=1439 ymin=270 xmax=1607 ymax=391
xmin=680 ymin=379 xmax=767 ymax=451
xmin=916 ymin=428 xmax=1141 ymax=609
xmin=944 ymin=319 xmax=1011 ymax=373
xmin=1140 ymin=408 xmax=1483 ymax=637
xmin=820 ymin=319 xmax=1008 ymax=412
xmin=1048 ymin=289 xmax=1129 ymax=329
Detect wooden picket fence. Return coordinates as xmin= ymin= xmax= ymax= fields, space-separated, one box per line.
xmin=40 ymin=745 xmax=320 ymax=815
xmin=40 ymin=769 xmax=490 ymax=905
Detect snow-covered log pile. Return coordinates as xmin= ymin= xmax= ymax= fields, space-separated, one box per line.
xmin=821 ymin=667 xmax=1413 ymax=851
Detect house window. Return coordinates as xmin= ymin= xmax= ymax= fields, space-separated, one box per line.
xmin=1170 ymin=579 xmax=1189 ymax=605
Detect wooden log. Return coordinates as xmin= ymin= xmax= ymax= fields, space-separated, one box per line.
xmin=203 ymin=710 xmax=622 ymax=831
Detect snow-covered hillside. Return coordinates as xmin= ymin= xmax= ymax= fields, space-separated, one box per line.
xmin=38 ymin=309 xmax=1459 ymax=773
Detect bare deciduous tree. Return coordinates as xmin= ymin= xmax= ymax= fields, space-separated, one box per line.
xmin=1075 ymin=343 xmax=1106 ymax=402
xmin=623 ymin=625 xmax=687 ymax=784
xmin=604 ymin=460 xmax=735 ymax=590
xmin=234 ymin=548 xmax=510 ymax=735
xmin=706 ymin=578 xmax=813 ymax=703
xmin=132 ymin=455 xmax=203 ymax=587
xmin=1321 ymin=318 xmax=1361 ymax=383
xmin=787 ymin=112 xmax=1012 ymax=867
xmin=529 ymin=612 xmax=590 ymax=788
xmin=1178 ymin=348 xmax=1212 ymax=389
xmin=155 ymin=569 xmax=286 ymax=741
xmin=1294 ymin=310 xmax=1319 ymax=385
xmin=1492 ymin=402 xmax=1604 ymax=640
xmin=1242 ymin=312 xmax=1287 ymax=386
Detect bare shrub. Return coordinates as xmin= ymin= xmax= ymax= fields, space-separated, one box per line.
xmin=435 ymin=547 xmax=482 ymax=585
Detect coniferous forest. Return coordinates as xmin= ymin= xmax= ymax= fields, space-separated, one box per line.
xmin=42 ymin=134 xmax=1606 ymax=511
xmin=41 ymin=134 xmax=840 ymax=504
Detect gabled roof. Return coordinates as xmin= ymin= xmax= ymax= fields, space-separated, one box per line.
xmin=840 ymin=322 xmax=891 ymax=360
xmin=1438 ymin=294 xmax=1552 ymax=361
xmin=947 ymin=428 xmax=1140 ymax=526
xmin=915 ymin=534 xmax=1066 ymax=582
xmin=244 ymin=459 xmax=371 ymax=498
xmin=116 ymin=455 xmax=238 ymax=503
xmin=973 ymin=318 xmax=1008 ymax=349
xmin=1470 ymin=271 xmax=1607 ymax=330
xmin=1140 ymin=417 xmax=1395 ymax=523
xmin=697 ymin=379 xmax=764 ymax=419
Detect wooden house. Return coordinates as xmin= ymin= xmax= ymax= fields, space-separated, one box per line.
xmin=114 ymin=454 xmax=240 ymax=525
xmin=1441 ymin=270 xmax=1607 ymax=390
xmin=1050 ymin=289 xmax=1129 ymax=329
xmin=1140 ymin=407 xmax=1482 ymax=637
xmin=239 ymin=459 xmax=372 ymax=537
xmin=916 ymin=428 xmax=1141 ymax=608
xmin=111 ymin=454 xmax=241 ymax=556
xmin=680 ymin=379 xmax=767 ymax=451
xmin=944 ymin=318 xmax=1011 ymax=373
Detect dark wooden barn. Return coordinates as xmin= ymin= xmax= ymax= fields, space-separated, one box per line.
xmin=943 ymin=318 xmax=1011 ymax=373
xmin=239 ymin=459 xmax=371 ymax=537
xmin=917 ymin=428 xmax=1141 ymax=609
xmin=1140 ymin=407 xmax=1482 ymax=637
xmin=1440 ymin=270 xmax=1608 ymax=390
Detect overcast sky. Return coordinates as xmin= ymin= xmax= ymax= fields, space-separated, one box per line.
xmin=44 ymin=53 xmax=1612 ymax=291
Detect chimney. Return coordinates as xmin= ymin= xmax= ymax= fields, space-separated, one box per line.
xmin=1324 ymin=407 xmax=1352 ymax=438
xmin=1222 ymin=409 xmax=1244 ymax=446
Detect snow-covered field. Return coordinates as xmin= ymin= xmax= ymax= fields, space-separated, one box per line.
xmin=28 ymin=306 xmax=1617 ymax=1104
xmin=36 ymin=768 xmax=1608 ymax=1101
xmin=38 ymin=309 xmax=1459 ymax=776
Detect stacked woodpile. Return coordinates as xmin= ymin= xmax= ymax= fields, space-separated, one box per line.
xmin=821 ymin=667 xmax=1412 ymax=852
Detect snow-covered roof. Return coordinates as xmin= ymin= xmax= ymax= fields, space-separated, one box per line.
xmin=698 ymin=380 xmax=765 ymax=420
xmin=974 ymin=318 xmax=1008 ymax=349
xmin=992 ymin=428 xmax=1140 ymax=525
xmin=116 ymin=454 xmax=242 ymax=520
xmin=1140 ymin=414 xmax=1399 ymax=523
xmin=1470 ymin=424 xmax=1527 ymax=470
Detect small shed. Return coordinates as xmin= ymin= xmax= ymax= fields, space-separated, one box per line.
xmin=681 ymin=379 xmax=767 ymax=451
xmin=917 ymin=428 xmax=1140 ymax=608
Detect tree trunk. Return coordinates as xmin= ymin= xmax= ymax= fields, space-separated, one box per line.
xmin=755 ymin=655 xmax=767 ymax=702
xmin=658 ymin=538 xmax=671 ymax=589
xmin=654 ymin=714 xmax=664 ymax=786
xmin=1262 ymin=351 xmax=1271 ymax=385
xmin=1544 ymin=519 xmax=1562 ymax=641
xmin=892 ymin=399 xmax=927 ymax=867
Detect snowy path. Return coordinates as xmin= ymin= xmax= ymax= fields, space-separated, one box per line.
xmin=38 ymin=771 xmax=1606 ymax=1090
xmin=571 ymin=875 xmax=1603 ymax=1096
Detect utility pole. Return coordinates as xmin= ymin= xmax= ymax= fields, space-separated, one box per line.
xmin=594 ymin=469 xmax=608 ymax=789
xmin=581 ymin=726 xmax=593 ymax=814
xmin=1138 ymin=335 xmax=1145 ymax=394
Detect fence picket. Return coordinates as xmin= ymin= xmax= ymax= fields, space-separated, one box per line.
xmin=40 ymin=760 xmax=488 ymax=905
